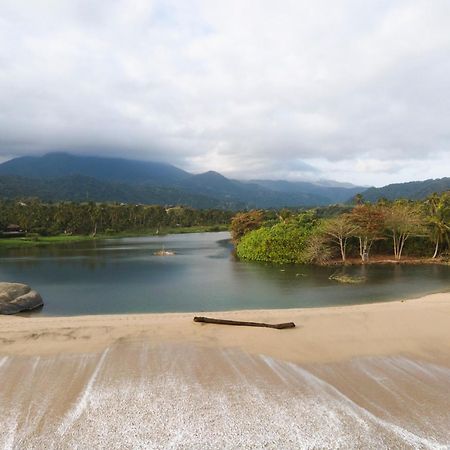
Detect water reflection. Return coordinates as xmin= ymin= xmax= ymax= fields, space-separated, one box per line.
xmin=0 ymin=232 xmax=449 ymax=316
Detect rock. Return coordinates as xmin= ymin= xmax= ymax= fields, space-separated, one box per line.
xmin=0 ymin=282 xmax=44 ymax=315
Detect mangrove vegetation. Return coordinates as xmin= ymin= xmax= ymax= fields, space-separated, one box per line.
xmin=232 ymin=192 xmax=450 ymax=264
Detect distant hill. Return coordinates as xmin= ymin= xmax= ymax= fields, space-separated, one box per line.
xmin=0 ymin=152 xmax=190 ymax=185
xmin=360 ymin=177 xmax=450 ymax=202
xmin=177 ymin=172 xmax=333 ymax=207
xmin=0 ymin=175 xmax=230 ymax=209
xmin=0 ymin=152 xmax=368 ymax=208
xmin=0 ymin=173 xmax=328 ymax=209
xmin=252 ymin=179 xmax=363 ymax=204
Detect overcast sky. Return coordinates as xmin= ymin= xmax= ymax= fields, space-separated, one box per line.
xmin=0 ymin=0 xmax=449 ymax=186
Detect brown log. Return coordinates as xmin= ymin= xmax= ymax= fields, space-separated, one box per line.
xmin=193 ymin=316 xmax=295 ymax=329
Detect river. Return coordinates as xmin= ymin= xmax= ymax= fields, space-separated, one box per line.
xmin=0 ymin=231 xmax=449 ymax=316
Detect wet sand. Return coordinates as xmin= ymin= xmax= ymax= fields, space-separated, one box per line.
xmin=1 ymin=292 xmax=450 ymax=449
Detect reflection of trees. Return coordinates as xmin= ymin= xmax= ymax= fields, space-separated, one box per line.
xmin=0 ymin=240 xmax=111 ymax=272
xmin=230 ymin=258 xmax=330 ymax=290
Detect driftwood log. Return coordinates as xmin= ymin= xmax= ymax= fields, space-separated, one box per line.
xmin=193 ymin=316 xmax=295 ymax=329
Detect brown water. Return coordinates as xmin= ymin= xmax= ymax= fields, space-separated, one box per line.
xmin=1 ymin=343 xmax=449 ymax=449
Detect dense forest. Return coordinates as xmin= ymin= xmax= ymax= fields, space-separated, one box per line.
xmin=2 ymin=192 xmax=449 ymax=263
xmin=231 ymin=192 xmax=450 ymax=264
xmin=0 ymin=175 xmax=230 ymax=209
xmin=0 ymin=200 xmax=233 ymax=236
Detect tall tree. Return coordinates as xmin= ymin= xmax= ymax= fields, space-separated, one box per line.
xmin=426 ymin=192 xmax=450 ymax=258
xmin=383 ymin=201 xmax=425 ymax=259
xmin=321 ymin=214 xmax=358 ymax=262
xmin=350 ymin=204 xmax=385 ymax=262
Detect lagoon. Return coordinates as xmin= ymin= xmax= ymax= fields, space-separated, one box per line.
xmin=0 ymin=231 xmax=449 ymax=316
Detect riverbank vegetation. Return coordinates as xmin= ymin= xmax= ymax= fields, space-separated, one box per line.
xmin=0 ymin=199 xmax=232 ymax=247
xmin=232 ymin=192 xmax=450 ymax=265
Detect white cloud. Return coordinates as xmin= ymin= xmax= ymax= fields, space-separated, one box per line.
xmin=0 ymin=0 xmax=449 ymax=185
xmin=354 ymin=159 xmax=399 ymax=174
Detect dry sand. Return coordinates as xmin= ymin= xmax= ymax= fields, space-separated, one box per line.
xmin=1 ymin=292 xmax=450 ymax=364
xmin=1 ymin=293 xmax=450 ymax=449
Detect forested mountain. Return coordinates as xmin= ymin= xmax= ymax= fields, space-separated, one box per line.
xmin=0 ymin=153 xmax=365 ymax=208
xmin=4 ymin=153 xmax=446 ymax=208
xmin=252 ymin=179 xmax=363 ymax=204
xmin=178 ymin=172 xmax=331 ymax=206
xmin=0 ymin=174 xmax=327 ymax=209
xmin=0 ymin=153 xmax=190 ymax=185
xmin=360 ymin=178 xmax=450 ymax=202
xmin=0 ymin=175 xmax=232 ymax=209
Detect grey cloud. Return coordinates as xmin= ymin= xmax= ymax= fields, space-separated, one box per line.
xmin=0 ymin=0 xmax=449 ymax=185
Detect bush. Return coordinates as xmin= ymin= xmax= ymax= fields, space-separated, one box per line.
xmin=236 ymin=222 xmax=313 ymax=264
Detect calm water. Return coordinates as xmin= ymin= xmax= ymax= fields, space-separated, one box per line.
xmin=0 ymin=231 xmax=449 ymax=316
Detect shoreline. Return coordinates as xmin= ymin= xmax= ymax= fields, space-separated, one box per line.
xmin=325 ymin=260 xmax=450 ymax=266
xmin=321 ymin=256 xmax=450 ymax=266
xmin=0 ymin=226 xmax=230 ymax=249
xmin=1 ymin=292 xmax=450 ymax=366
xmin=19 ymin=283 xmax=450 ymax=317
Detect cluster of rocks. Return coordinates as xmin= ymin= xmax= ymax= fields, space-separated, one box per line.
xmin=0 ymin=282 xmax=44 ymax=314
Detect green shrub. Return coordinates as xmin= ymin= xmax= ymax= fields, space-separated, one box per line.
xmin=236 ymin=222 xmax=313 ymax=264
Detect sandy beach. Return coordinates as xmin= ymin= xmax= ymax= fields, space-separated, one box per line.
xmin=1 ymin=292 xmax=450 ymax=364
xmin=1 ymin=293 xmax=450 ymax=449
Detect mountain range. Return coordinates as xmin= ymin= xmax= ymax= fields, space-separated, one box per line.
xmin=0 ymin=153 xmax=448 ymax=209
xmin=359 ymin=178 xmax=450 ymax=202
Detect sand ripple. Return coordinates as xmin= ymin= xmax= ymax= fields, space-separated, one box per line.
xmin=1 ymin=343 xmax=449 ymax=449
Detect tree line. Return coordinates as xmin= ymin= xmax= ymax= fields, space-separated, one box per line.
xmin=231 ymin=192 xmax=450 ymax=264
xmin=0 ymin=199 xmax=233 ymax=236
